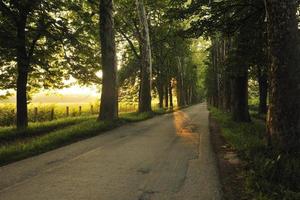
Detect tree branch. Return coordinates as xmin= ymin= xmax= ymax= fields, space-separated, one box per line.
xmin=117 ymin=27 xmax=140 ymax=59
xmin=0 ymin=0 xmax=16 ymax=22
xmin=28 ymin=19 xmax=52 ymax=61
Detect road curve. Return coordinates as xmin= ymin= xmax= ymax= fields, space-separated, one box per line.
xmin=0 ymin=103 xmax=221 ymax=200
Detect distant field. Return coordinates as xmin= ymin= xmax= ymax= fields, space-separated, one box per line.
xmin=0 ymin=102 xmax=140 ymax=127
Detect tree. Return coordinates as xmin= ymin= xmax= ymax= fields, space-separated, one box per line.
xmin=135 ymin=0 xmax=152 ymax=112
xmin=0 ymin=0 xmax=100 ymax=129
xmin=175 ymin=0 xmax=268 ymax=121
xmin=266 ymin=0 xmax=300 ymax=153
xmin=0 ymin=0 xmax=63 ymax=129
xmin=98 ymin=0 xmax=118 ymax=121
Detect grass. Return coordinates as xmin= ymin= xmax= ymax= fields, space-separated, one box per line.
xmin=210 ymin=107 xmax=300 ymax=200
xmin=0 ymin=106 xmax=181 ymax=166
xmin=0 ymin=102 xmax=140 ymax=126
xmin=0 ymin=115 xmax=97 ymax=144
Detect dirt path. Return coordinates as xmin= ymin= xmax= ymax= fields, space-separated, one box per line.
xmin=0 ymin=103 xmax=221 ymax=200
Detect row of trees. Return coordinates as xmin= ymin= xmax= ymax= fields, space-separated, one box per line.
xmin=0 ymin=0 xmax=204 ymax=129
xmin=178 ymin=0 xmax=300 ymax=153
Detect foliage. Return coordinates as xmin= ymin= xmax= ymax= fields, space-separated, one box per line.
xmin=0 ymin=0 xmax=101 ymax=92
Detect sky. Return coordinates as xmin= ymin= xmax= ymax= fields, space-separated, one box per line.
xmin=0 ymin=72 xmax=102 ymax=104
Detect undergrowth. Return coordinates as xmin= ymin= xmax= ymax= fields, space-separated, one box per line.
xmin=210 ymin=107 xmax=300 ymax=200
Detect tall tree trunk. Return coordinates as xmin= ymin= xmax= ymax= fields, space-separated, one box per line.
xmin=98 ymin=0 xmax=118 ymax=121
xmin=16 ymin=15 xmax=29 ymax=129
xmin=164 ymin=84 xmax=169 ymax=108
xmin=136 ymin=0 xmax=152 ymax=113
xmin=186 ymin=86 xmax=190 ymax=105
xmin=230 ymin=30 xmax=251 ymax=122
xmin=176 ymin=57 xmax=184 ymax=107
xmin=189 ymin=86 xmax=193 ymax=104
xmin=169 ymin=81 xmax=173 ymax=107
xmin=212 ymin=39 xmax=219 ymax=108
xmin=224 ymin=38 xmax=232 ymax=112
xmin=266 ymin=0 xmax=300 ymax=152
xmin=231 ymin=73 xmax=251 ymax=122
xmin=157 ymin=79 xmax=164 ymax=109
xmin=223 ymin=74 xmax=231 ymax=112
xmin=257 ymin=66 xmax=268 ymax=114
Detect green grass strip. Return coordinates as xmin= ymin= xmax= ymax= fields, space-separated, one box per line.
xmin=0 ymin=116 xmax=97 ymax=143
xmin=0 ymin=107 xmax=183 ymax=166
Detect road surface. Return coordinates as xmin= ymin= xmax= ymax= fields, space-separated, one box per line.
xmin=0 ymin=103 xmax=221 ymax=200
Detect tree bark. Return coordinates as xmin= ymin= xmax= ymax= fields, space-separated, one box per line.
xmin=16 ymin=15 xmax=29 ymax=129
xmin=212 ymin=40 xmax=219 ymax=108
xmin=164 ymin=84 xmax=169 ymax=108
xmin=223 ymin=75 xmax=231 ymax=112
xmin=157 ymin=78 xmax=164 ymax=109
xmin=136 ymin=0 xmax=152 ymax=113
xmin=266 ymin=0 xmax=300 ymax=152
xmin=169 ymin=81 xmax=173 ymax=107
xmin=257 ymin=66 xmax=268 ymax=114
xmin=176 ymin=57 xmax=184 ymax=107
xmin=231 ymin=73 xmax=251 ymax=122
xmin=98 ymin=0 xmax=118 ymax=121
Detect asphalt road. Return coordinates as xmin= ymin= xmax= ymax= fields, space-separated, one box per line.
xmin=0 ymin=103 xmax=221 ymax=200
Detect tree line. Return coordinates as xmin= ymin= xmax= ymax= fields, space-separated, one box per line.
xmin=176 ymin=0 xmax=300 ymax=154
xmin=0 ymin=0 xmax=203 ymax=129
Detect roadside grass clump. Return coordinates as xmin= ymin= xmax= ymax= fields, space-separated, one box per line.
xmin=210 ymin=107 xmax=300 ymax=200
xmin=120 ymin=112 xmax=154 ymax=122
xmin=120 ymin=106 xmax=182 ymax=122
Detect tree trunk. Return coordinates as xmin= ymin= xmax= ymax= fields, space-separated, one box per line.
xmin=169 ymin=81 xmax=173 ymax=107
xmin=164 ymin=84 xmax=169 ymax=108
xmin=189 ymin=86 xmax=193 ymax=104
xmin=136 ymin=0 xmax=152 ymax=113
xmin=266 ymin=0 xmax=300 ymax=153
xmin=257 ymin=66 xmax=268 ymax=114
xmin=176 ymin=57 xmax=184 ymax=107
xmin=98 ymin=0 xmax=118 ymax=121
xmin=223 ymin=75 xmax=231 ymax=112
xmin=16 ymin=16 xmax=29 ymax=129
xmin=212 ymin=40 xmax=219 ymax=108
xmin=231 ymin=73 xmax=251 ymax=122
xmin=157 ymin=79 xmax=164 ymax=109
xmin=186 ymin=86 xmax=190 ymax=105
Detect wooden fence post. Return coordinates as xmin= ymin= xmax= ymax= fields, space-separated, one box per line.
xmin=90 ymin=105 xmax=94 ymax=114
xmin=50 ymin=108 xmax=54 ymax=121
xmin=79 ymin=106 xmax=82 ymax=116
xmin=66 ymin=106 xmax=69 ymax=117
xmin=34 ymin=107 xmax=38 ymax=122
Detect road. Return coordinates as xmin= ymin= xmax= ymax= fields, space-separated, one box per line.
xmin=0 ymin=103 xmax=221 ymax=200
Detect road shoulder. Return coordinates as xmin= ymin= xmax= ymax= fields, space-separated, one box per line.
xmin=209 ymin=114 xmax=249 ymax=200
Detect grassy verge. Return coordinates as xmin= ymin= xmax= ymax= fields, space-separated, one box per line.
xmin=210 ymin=107 xmax=300 ymax=200
xmin=0 ymin=107 xmax=182 ymax=166
xmin=0 ymin=116 xmax=97 ymax=144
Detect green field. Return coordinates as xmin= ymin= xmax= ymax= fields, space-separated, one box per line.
xmin=0 ymin=102 xmax=142 ymax=127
